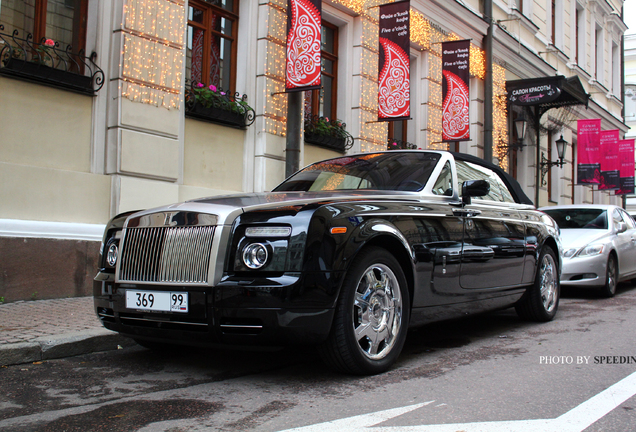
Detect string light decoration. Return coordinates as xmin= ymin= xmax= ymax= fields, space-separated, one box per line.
xmin=260 ymin=0 xmax=508 ymax=156
xmin=121 ymin=0 xmax=185 ymax=109
xmin=493 ymin=64 xmax=509 ymax=170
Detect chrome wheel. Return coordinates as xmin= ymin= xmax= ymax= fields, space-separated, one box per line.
xmin=515 ymin=246 xmax=559 ymax=322
xmin=320 ymin=246 xmax=410 ymax=374
xmin=539 ymin=252 xmax=558 ymax=313
xmin=353 ymin=264 xmax=403 ymax=360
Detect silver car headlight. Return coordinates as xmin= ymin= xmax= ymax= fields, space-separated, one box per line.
xmin=242 ymin=243 xmax=269 ymax=269
xmin=563 ymin=248 xmax=577 ymax=258
xmin=578 ymin=244 xmax=604 ymax=257
xmin=106 ymin=242 xmax=119 ymax=267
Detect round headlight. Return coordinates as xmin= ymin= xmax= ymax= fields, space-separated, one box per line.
xmin=242 ymin=243 xmax=269 ymax=269
xmin=106 ymin=242 xmax=119 ymax=267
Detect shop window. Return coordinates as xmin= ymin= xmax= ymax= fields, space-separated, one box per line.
xmin=186 ymin=0 xmax=239 ymax=91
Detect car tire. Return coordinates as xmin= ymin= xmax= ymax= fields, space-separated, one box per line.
xmin=600 ymin=255 xmax=617 ymax=298
xmin=515 ymin=246 xmax=559 ymax=322
xmin=319 ymin=247 xmax=410 ymax=375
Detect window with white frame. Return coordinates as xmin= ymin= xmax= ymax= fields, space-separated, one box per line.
xmin=626 ymin=85 xmax=636 ymax=121
xmin=575 ymin=4 xmax=584 ymax=66
xmin=612 ymin=42 xmax=620 ymax=96
xmin=595 ymin=25 xmax=603 ymax=83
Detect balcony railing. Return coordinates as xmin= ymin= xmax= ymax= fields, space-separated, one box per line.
xmin=304 ymin=116 xmax=354 ymax=153
xmin=185 ymin=82 xmax=255 ymax=129
xmin=0 ymin=27 xmax=104 ymax=95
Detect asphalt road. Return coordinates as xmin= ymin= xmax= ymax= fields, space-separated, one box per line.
xmin=1 ymin=284 xmax=635 ymax=432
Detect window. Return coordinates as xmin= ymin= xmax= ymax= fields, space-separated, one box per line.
xmin=575 ymin=6 xmax=584 ymax=65
xmin=432 ymin=162 xmax=453 ymax=196
xmin=0 ymin=0 xmax=88 ymax=53
xmin=595 ymin=26 xmax=603 ymax=81
xmin=620 ymin=209 xmax=636 ymax=229
xmin=612 ymin=43 xmax=620 ymax=96
xmin=305 ymin=21 xmax=338 ymax=120
xmin=612 ymin=209 xmax=624 ymax=228
xmin=626 ymin=86 xmax=636 ymax=121
xmin=455 ymin=161 xmax=515 ymax=203
xmin=388 ymin=120 xmax=408 ymax=144
xmin=551 ymin=0 xmax=556 ymax=45
xmin=186 ymin=0 xmax=239 ymax=91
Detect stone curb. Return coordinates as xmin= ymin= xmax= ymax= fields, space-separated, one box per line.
xmin=0 ymin=329 xmax=136 ymax=366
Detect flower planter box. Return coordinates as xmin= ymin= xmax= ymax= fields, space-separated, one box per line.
xmin=186 ymin=102 xmax=250 ymax=129
xmin=1 ymin=58 xmax=93 ymax=93
xmin=304 ymin=132 xmax=348 ymax=153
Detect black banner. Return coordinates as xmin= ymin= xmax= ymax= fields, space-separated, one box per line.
xmin=286 ymin=0 xmax=322 ymax=92
xmin=442 ymin=40 xmax=470 ymax=141
xmin=508 ymin=83 xmax=561 ymax=106
xmin=378 ymin=0 xmax=410 ymax=120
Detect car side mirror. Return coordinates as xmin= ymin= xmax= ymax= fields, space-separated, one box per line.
xmin=616 ymin=222 xmax=627 ymax=233
xmin=462 ymin=180 xmax=490 ymax=205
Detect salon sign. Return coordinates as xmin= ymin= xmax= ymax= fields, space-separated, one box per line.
xmin=508 ymin=83 xmax=561 ymax=106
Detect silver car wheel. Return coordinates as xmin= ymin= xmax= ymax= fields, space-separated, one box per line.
xmin=353 ymin=264 xmax=403 ymax=360
xmin=603 ymin=255 xmax=617 ymax=297
xmin=539 ymin=252 xmax=558 ymax=313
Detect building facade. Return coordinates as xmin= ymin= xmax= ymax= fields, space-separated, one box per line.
xmin=0 ymin=0 xmax=629 ymax=301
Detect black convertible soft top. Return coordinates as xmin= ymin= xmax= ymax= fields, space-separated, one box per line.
xmin=451 ymin=151 xmax=534 ymax=206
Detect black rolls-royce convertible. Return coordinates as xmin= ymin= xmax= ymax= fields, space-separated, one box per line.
xmin=94 ymin=150 xmax=561 ymax=374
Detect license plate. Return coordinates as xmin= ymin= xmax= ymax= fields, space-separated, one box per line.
xmin=125 ymin=290 xmax=189 ymax=313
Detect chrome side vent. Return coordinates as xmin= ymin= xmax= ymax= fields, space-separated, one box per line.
xmin=119 ymin=226 xmax=215 ymax=284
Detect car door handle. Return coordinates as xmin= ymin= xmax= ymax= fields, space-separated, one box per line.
xmin=453 ymin=209 xmax=482 ymax=217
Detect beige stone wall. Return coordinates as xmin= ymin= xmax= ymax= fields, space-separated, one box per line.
xmin=303 ymin=144 xmax=343 ymax=167
xmin=0 ymin=77 xmax=91 ymax=172
xmin=0 ymin=77 xmax=111 ymax=224
xmin=183 ymin=119 xmax=245 ymax=195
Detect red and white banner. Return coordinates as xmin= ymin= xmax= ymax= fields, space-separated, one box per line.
xmin=285 ymin=0 xmax=321 ymax=92
xmin=599 ymin=129 xmax=620 ymax=190
xmin=442 ymin=40 xmax=471 ymax=142
xmin=616 ymin=139 xmax=635 ymax=195
xmin=378 ymin=0 xmax=410 ymax=121
xmin=576 ymin=119 xmax=601 ymax=184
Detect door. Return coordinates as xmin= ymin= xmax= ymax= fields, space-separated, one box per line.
xmin=454 ymin=160 xmax=526 ymax=290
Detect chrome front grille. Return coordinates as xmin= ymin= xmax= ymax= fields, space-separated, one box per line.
xmin=119 ymin=225 xmax=216 ymax=284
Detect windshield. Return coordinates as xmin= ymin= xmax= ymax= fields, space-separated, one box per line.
xmin=542 ymin=209 xmax=608 ymax=230
xmin=273 ymin=152 xmax=441 ymax=192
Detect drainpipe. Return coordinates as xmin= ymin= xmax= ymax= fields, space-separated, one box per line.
xmin=483 ymin=0 xmax=494 ymax=164
xmin=285 ymin=91 xmax=303 ymax=178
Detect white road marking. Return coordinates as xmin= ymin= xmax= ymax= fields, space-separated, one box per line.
xmin=280 ymin=370 xmax=636 ymax=432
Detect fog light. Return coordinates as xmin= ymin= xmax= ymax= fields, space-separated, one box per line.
xmin=106 ymin=243 xmax=118 ymax=267
xmin=242 ymin=243 xmax=269 ymax=269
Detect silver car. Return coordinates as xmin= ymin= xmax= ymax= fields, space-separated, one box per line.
xmin=539 ymin=205 xmax=636 ymax=297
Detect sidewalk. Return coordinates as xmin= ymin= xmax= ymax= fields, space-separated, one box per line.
xmin=0 ymin=296 xmax=134 ymax=366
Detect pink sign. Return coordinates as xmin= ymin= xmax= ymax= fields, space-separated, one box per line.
xmin=616 ymin=139 xmax=635 ymax=195
xmin=576 ymin=119 xmax=601 ymax=184
xmin=599 ymin=129 xmax=620 ymax=190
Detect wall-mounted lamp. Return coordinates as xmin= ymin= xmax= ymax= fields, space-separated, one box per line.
xmin=540 ymin=135 xmax=567 ymax=186
xmin=500 ymin=111 xmax=527 ymax=155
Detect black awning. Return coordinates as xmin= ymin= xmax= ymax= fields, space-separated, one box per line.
xmin=506 ymin=75 xmax=589 ymax=109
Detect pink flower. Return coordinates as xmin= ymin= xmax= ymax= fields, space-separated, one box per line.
xmin=44 ymin=39 xmax=55 ymax=47
xmin=209 ymin=85 xmax=217 ymax=92
xmin=325 ymin=117 xmax=329 ymax=122
xmin=197 ymin=83 xmax=205 ymax=88
xmin=220 ymin=91 xmax=226 ymax=95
